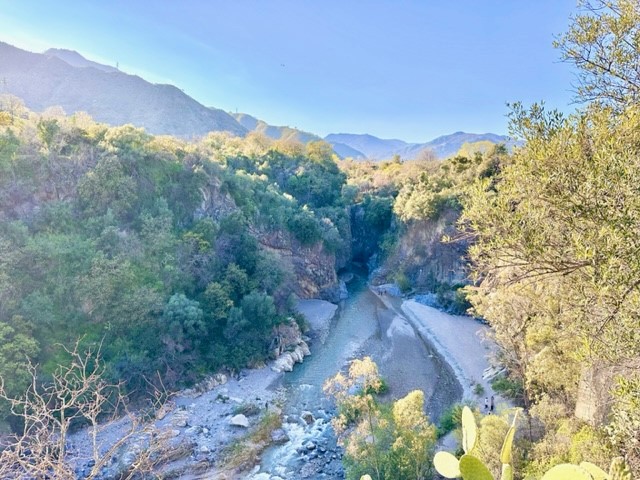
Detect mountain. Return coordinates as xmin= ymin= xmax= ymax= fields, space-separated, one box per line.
xmin=0 ymin=42 xmax=246 ymax=137
xmin=329 ymin=142 xmax=367 ymax=159
xmin=325 ymin=131 xmax=513 ymax=161
xmin=232 ymin=112 xmax=367 ymax=159
xmin=232 ymin=112 xmax=320 ymax=144
xmin=422 ymin=131 xmax=511 ymax=159
xmin=44 ymin=48 xmax=119 ymax=73
xmin=324 ymin=133 xmax=411 ymax=160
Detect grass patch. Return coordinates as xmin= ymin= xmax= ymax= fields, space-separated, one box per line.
xmin=220 ymin=411 xmax=283 ymax=471
xmin=232 ymin=402 xmax=261 ymax=417
xmin=473 ymin=383 xmax=485 ymax=396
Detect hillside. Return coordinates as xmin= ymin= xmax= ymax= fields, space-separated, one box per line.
xmin=0 ymin=42 xmax=246 ymax=137
xmin=44 ymin=48 xmax=120 ymax=73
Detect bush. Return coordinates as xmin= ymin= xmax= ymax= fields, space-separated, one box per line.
xmin=491 ymin=374 xmax=524 ymax=402
xmin=394 ymin=271 xmax=411 ymax=293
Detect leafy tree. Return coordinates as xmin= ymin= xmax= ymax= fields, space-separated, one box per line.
xmin=160 ymin=293 xmax=205 ymax=356
xmin=77 ymin=156 xmax=138 ymax=220
xmin=0 ymin=316 xmax=40 ymax=420
xmin=325 ymin=358 xmax=437 ymax=480
xmin=555 ymin=0 xmax=640 ymax=107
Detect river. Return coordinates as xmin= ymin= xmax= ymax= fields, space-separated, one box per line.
xmin=256 ymin=275 xmax=461 ymax=479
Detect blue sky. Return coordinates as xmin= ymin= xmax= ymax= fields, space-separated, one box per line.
xmin=0 ymin=1 xmax=578 ymax=142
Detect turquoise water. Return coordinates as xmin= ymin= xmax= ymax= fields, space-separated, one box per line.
xmin=259 ymin=275 xmax=381 ymax=478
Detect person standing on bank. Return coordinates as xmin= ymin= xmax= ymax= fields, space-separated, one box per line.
xmin=490 ymin=395 xmax=495 ymax=413
xmin=484 ymin=397 xmax=489 ymax=412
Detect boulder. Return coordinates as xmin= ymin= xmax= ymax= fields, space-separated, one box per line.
xmin=294 ymin=345 xmax=305 ymax=362
xmin=185 ymin=425 xmax=202 ymax=436
xmin=301 ymin=411 xmax=315 ymax=425
xmin=171 ymin=411 xmax=189 ymax=428
xmin=270 ymin=428 xmax=290 ymax=445
xmin=300 ymin=340 xmax=311 ymax=356
xmin=272 ymin=352 xmax=295 ymax=372
xmin=290 ymin=349 xmax=302 ymax=363
xmin=229 ymin=414 xmax=249 ymax=428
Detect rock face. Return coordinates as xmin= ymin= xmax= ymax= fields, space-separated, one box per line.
xmin=575 ymin=359 xmax=640 ymax=425
xmin=373 ymin=209 xmax=468 ymax=288
xmin=259 ymin=229 xmax=341 ymax=301
xmin=195 ymin=179 xmax=341 ymax=302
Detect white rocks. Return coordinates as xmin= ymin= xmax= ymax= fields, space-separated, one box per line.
xmin=271 ymin=343 xmax=311 ymax=373
xmin=185 ymin=425 xmax=202 ymax=436
xmin=250 ymin=473 xmax=271 ymax=480
xmin=301 ymin=411 xmax=315 ymax=425
xmin=229 ymin=414 xmax=250 ymax=428
xmin=171 ymin=411 xmax=189 ymax=428
xmin=272 ymin=352 xmax=295 ymax=373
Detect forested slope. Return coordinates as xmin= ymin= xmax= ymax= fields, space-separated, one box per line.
xmin=0 ymin=100 xmax=351 ymax=417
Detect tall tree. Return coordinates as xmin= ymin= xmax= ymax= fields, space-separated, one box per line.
xmin=556 ymin=0 xmax=640 ymax=107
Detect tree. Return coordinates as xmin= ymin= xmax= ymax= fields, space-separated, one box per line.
xmin=324 ymin=358 xmax=437 ymax=480
xmin=0 ymin=316 xmax=39 ymax=422
xmin=160 ymin=293 xmax=205 ymax=355
xmin=389 ymin=390 xmax=437 ymax=479
xmin=555 ymin=0 xmax=640 ymax=107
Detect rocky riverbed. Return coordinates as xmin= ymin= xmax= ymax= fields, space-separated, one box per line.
xmin=65 ymin=280 xmax=479 ymax=480
xmin=65 ymin=300 xmax=339 ymax=480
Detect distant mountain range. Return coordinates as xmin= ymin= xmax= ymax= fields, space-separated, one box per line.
xmin=0 ymin=41 xmax=514 ymax=159
xmin=325 ymin=131 xmax=513 ymax=160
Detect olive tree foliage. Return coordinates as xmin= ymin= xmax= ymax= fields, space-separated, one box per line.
xmin=324 ymin=358 xmax=437 ymax=480
xmin=462 ymin=103 xmax=640 ymax=403
xmin=555 ymin=0 xmax=640 ymax=107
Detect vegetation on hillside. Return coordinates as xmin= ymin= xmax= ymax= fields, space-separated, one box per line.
xmin=0 ymin=101 xmax=350 ymax=426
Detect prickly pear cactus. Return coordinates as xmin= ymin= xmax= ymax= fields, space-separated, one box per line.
xmin=459 ymin=454 xmax=494 ymax=480
xmin=434 ymin=451 xmax=462 ymax=478
xmin=501 ymin=463 xmax=513 ymax=480
xmin=609 ymin=457 xmax=632 ymax=480
xmin=579 ymin=461 xmax=608 ymax=480
xmin=541 ymin=464 xmax=594 ymax=480
xmin=462 ymin=406 xmax=478 ymax=454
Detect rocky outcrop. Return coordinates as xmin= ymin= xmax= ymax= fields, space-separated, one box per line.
xmin=575 ymin=359 xmax=640 ymax=425
xmin=374 ymin=209 xmax=468 ymax=288
xmin=270 ymin=319 xmax=312 ymax=373
xmin=196 ymin=179 xmax=341 ymax=301
xmin=258 ymin=229 xmax=340 ymax=301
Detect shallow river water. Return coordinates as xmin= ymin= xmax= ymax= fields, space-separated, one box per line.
xmin=256 ymin=275 xmax=461 ymax=479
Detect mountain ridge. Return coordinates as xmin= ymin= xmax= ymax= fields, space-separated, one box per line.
xmin=0 ymin=41 xmax=513 ymax=159
xmin=0 ymin=41 xmax=246 ymax=137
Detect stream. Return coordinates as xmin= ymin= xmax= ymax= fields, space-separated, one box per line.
xmin=255 ymin=275 xmax=462 ymax=479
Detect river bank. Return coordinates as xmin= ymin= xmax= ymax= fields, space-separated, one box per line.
xmin=401 ymin=300 xmax=506 ymax=411
xmin=65 ymin=300 xmax=338 ymax=480
xmin=65 ymin=278 xmax=498 ymax=480
xmin=253 ymin=276 xmax=463 ymax=479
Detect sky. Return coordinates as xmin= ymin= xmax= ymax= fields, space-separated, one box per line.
xmin=0 ymin=1 xmax=579 ymax=142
